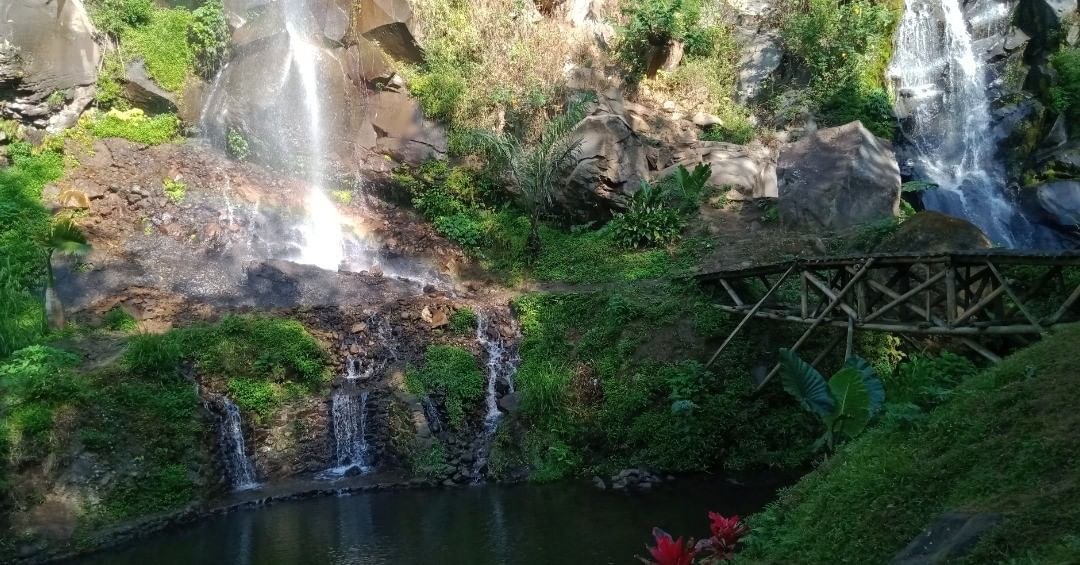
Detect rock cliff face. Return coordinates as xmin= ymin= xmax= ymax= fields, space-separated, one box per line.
xmin=0 ymin=0 xmax=101 ymax=131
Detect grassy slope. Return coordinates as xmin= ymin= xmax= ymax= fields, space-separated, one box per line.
xmin=741 ymin=324 xmax=1080 ymax=564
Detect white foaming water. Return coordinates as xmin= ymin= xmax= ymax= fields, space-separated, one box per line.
xmin=322 ymin=389 xmax=373 ymax=478
xmin=472 ymin=313 xmax=520 ymax=480
xmin=213 ymin=395 xmax=260 ymax=491
xmin=890 ymin=0 xmax=1033 ymax=247
xmin=284 ymin=17 xmax=346 ymax=271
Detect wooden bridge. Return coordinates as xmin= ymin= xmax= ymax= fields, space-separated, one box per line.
xmin=696 ymin=251 xmax=1080 ymax=390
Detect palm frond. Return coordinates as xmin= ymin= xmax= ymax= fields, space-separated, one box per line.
xmin=47 ymin=219 xmax=91 ymax=258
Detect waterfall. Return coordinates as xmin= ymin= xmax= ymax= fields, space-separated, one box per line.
xmin=472 ymin=313 xmax=520 ymax=479
xmin=214 ymin=395 xmax=260 ymax=491
xmin=889 ymin=0 xmax=1034 ymax=247
xmin=323 ymin=389 xmax=373 ymax=477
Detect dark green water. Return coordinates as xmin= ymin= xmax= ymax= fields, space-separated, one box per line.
xmin=72 ymin=478 xmax=784 ymax=565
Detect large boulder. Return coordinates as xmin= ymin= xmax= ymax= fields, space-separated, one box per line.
xmin=778 ymin=121 xmax=901 ymax=231
xmin=1016 ymin=0 xmax=1078 ymax=56
xmin=563 ymin=113 xmax=651 ymax=218
xmin=1034 ymin=180 xmax=1080 ymax=230
xmin=356 ymin=0 xmax=425 ymax=64
xmin=736 ymin=33 xmax=781 ymax=103
xmin=661 ymin=141 xmax=777 ymax=200
xmin=122 ymin=60 xmax=178 ymax=114
xmin=0 ymin=0 xmax=101 ymax=130
xmin=876 ymin=212 xmax=993 ymax=253
xmin=368 ymin=90 xmax=448 ymax=162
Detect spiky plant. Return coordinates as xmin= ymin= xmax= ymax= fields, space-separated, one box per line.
xmin=41 ymin=219 xmax=91 ymax=330
xmin=463 ymin=94 xmax=593 ymax=260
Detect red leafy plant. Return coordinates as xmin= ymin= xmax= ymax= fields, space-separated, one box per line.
xmin=637 ymin=513 xmax=749 ymax=564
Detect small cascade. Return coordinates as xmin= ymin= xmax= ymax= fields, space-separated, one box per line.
xmin=211 ymin=395 xmax=260 ymax=491
xmin=322 ymin=387 xmax=373 ymax=478
xmin=471 ymin=312 xmax=521 ymax=479
xmin=889 ymin=0 xmax=1036 ymax=246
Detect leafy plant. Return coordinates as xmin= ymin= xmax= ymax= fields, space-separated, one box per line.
xmin=41 ymin=220 xmax=92 ymax=329
xmin=85 ymin=109 xmax=180 ymax=145
xmin=778 ymin=349 xmax=885 ymax=451
xmin=610 ymin=181 xmax=686 ymax=249
xmin=102 ymin=306 xmax=138 ymax=332
xmin=613 ymin=0 xmax=711 ymax=78
xmin=120 ymin=7 xmax=194 ymax=93
xmin=88 ymin=0 xmax=154 ymax=37
xmin=407 ymin=346 xmax=485 ymax=429
xmin=226 ymin=127 xmax=250 ymax=160
xmin=462 ymin=94 xmax=592 ymax=259
xmin=1051 ymin=47 xmax=1080 ymax=130
xmin=187 ymin=0 xmax=229 ymax=80
xmin=449 ymin=308 xmax=478 ymax=335
xmin=330 ymin=190 xmax=352 ymax=205
xmin=162 ymin=178 xmax=186 ymax=203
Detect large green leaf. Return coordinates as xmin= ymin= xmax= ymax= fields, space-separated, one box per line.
xmin=779 ymin=348 xmax=834 ymax=417
xmin=826 ymin=368 xmax=871 ymax=439
xmin=844 ymin=356 xmax=886 ymax=417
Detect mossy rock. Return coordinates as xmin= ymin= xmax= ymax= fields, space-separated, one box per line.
xmin=874 ymin=211 xmax=992 ymax=254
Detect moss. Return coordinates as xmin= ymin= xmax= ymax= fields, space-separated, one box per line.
xmin=83 ymin=109 xmax=180 ymax=145
xmin=742 ymin=324 xmax=1080 ymax=564
xmin=407 ymin=346 xmax=485 ymax=430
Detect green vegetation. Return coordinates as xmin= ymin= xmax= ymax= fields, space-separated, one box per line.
xmin=330 ymin=190 xmax=353 ymax=205
xmin=0 ymin=143 xmax=64 ymax=356
xmin=227 ymin=128 xmax=250 ymax=160
xmin=609 ymin=164 xmax=710 ymax=249
xmin=744 ymin=325 xmax=1080 ymax=564
xmin=613 ymin=0 xmax=714 ymax=79
xmin=777 ymin=0 xmax=899 ymax=138
xmin=409 ymin=442 xmax=448 ymax=479
xmin=405 ymin=0 xmax=571 ymax=134
xmin=406 ymin=345 xmax=485 ymax=429
xmin=778 ymin=351 xmax=884 ymax=452
xmin=102 ymin=306 xmax=139 ymax=332
xmin=95 ymin=52 xmax=129 ymax=110
xmin=120 ymin=8 xmax=194 ymax=94
xmin=88 ymin=0 xmax=154 ymax=37
xmin=188 ymin=0 xmax=229 ymax=81
xmin=84 ymin=109 xmax=180 ymax=145
xmin=162 ymin=178 xmax=186 ymax=203
xmin=1051 ymin=46 xmax=1080 ymax=132
xmin=449 ymin=308 xmax=478 ymax=335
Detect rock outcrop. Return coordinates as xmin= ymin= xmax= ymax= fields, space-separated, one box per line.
xmin=0 ymin=0 xmax=101 ymax=131
xmin=778 ymin=121 xmax=901 ymax=231
xmin=1034 ymin=180 xmax=1080 ymax=230
xmin=563 ymin=112 xmax=651 ymax=216
xmin=356 ymin=0 xmax=425 ymax=64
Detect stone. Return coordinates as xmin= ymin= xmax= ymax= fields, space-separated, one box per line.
xmin=497 ymin=391 xmax=522 ymax=413
xmin=661 ymin=141 xmax=777 ymax=201
xmin=777 ymin=121 xmax=901 ymax=231
xmin=892 ymin=512 xmax=1003 ymax=565
xmin=662 ymin=100 xmax=677 ymax=112
xmin=0 ymin=0 xmax=101 ymax=126
xmin=875 ymin=212 xmax=993 ymax=253
xmin=123 ymin=59 xmax=179 ymax=114
xmin=368 ymin=90 xmax=449 ymax=163
xmin=592 ymin=475 xmax=606 ymax=490
xmin=1034 ymin=180 xmax=1080 ymax=230
xmin=350 ymin=322 xmax=368 ymax=334
xmin=562 ymin=113 xmax=650 ymax=218
xmin=356 ymin=0 xmax=425 ymax=64
xmin=691 ymin=112 xmax=723 ymax=128
xmin=346 ymin=37 xmax=395 ymax=87
xmin=1016 ymin=0 xmax=1077 ymax=56
xmin=736 ymin=32 xmax=782 ymax=103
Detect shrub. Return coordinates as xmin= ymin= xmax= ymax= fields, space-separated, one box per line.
xmin=613 ymin=0 xmax=710 ymax=78
xmin=85 ymin=109 xmax=180 ymax=145
xmin=102 ymin=306 xmax=138 ymax=332
xmin=610 ymin=181 xmax=686 ymax=249
xmin=1051 ymin=46 xmax=1080 ymax=130
xmin=701 ymin=116 xmax=756 ymax=145
xmin=330 ymin=190 xmax=352 ymax=205
xmin=407 ymin=345 xmax=484 ymax=429
xmin=434 ymin=212 xmax=487 ymax=247
xmin=187 ymin=0 xmax=229 ymax=81
xmin=89 ymin=0 xmax=154 ymax=36
xmin=227 ymin=378 xmax=281 ymax=417
xmin=449 ymin=308 xmax=478 ymax=335
xmin=94 ymin=52 xmax=129 ymax=110
xmin=226 ymin=127 xmax=250 ymax=160
xmin=162 ymin=178 xmax=186 ymax=203
xmin=120 ymin=8 xmax=194 ymax=93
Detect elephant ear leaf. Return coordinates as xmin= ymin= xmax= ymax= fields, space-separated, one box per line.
xmin=844 ymin=356 xmax=886 ymax=417
xmin=779 ymin=348 xmax=834 ymax=417
xmin=826 ymin=368 xmax=871 ymax=439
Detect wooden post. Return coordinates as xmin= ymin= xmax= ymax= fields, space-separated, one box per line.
xmin=755 ymin=258 xmax=876 ymax=392
xmin=705 ymin=263 xmax=797 ymax=369
xmin=986 ymin=260 xmax=1045 ymax=334
xmin=946 ymin=260 xmax=957 ymax=327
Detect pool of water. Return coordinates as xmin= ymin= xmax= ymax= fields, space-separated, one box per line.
xmin=71 ymin=478 xmax=786 ymax=565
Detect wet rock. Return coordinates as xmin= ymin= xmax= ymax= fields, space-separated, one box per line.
xmin=592 ymin=475 xmax=607 ymax=490
xmin=1033 ymin=180 xmax=1080 ymax=230
xmin=778 ymin=121 xmax=900 ymax=230
xmin=497 ymin=391 xmax=522 ymax=413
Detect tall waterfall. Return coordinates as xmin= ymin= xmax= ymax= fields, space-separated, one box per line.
xmin=324 ymin=389 xmax=373 ymax=477
xmin=890 ymin=0 xmax=1033 ymax=247
xmin=472 ymin=313 xmax=520 ymax=479
xmin=215 ymin=396 xmax=260 ymax=491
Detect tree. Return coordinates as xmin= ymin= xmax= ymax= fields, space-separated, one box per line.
xmin=464 ymin=94 xmax=592 ymax=260
xmin=41 ymin=220 xmax=91 ymax=330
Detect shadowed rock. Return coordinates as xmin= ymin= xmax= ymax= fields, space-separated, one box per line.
xmin=875 ymin=211 xmax=993 ymax=253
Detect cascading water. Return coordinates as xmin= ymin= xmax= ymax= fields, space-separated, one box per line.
xmin=323 ymin=388 xmax=373 ymax=477
xmin=212 ymin=395 xmax=260 ymax=491
xmin=889 ymin=0 xmax=1035 ymax=247
xmin=471 ymin=313 xmax=520 ymax=479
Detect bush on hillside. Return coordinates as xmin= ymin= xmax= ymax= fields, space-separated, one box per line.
xmin=188 ymin=0 xmax=229 ymax=80
xmin=88 ymin=0 xmax=154 ymax=36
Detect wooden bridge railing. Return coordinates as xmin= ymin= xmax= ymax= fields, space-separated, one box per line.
xmin=695 ymin=251 xmax=1080 ymax=390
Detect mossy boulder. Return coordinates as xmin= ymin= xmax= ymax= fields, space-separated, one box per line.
xmin=875 ymin=211 xmax=992 ymax=253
